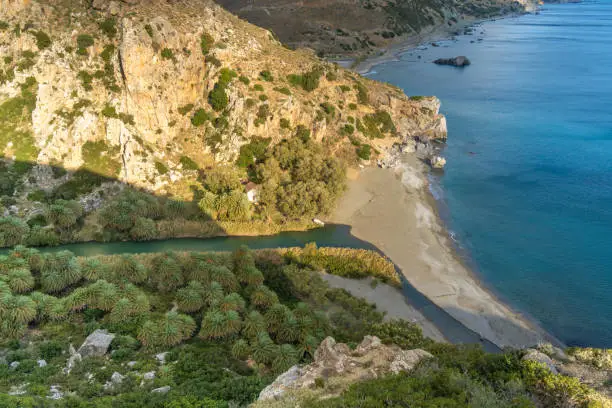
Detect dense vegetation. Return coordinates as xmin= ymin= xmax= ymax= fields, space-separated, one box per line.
xmin=0 ymin=245 xmax=608 ymax=407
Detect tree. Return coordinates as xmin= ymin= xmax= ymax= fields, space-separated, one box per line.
xmin=150 ymin=252 xmax=184 ymax=293
xmin=242 ymin=310 xmax=266 ymax=340
xmin=40 ymin=251 xmax=82 ymax=293
xmin=6 ymin=268 xmax=34 ymax=293
xmin=130 ymin=217 xmax=157 ymax=241
xmin=203 ymin=281 xmax=224 ymax=307
xmin=251 ymin=332 xmax=278 ymax=365
xmin=231 ymin=339 xmax=250 ymax=360
xmin=209 ymin=266 xmax=238 ymax=292
xmin=111 ymin=255 xmax=147 ymax=284
xmin=232 ymin=245 xmax=255 ymax=276
xmin=273 ymin=344 xmax=299 ymax=373
xmin=241 ymin=266 xmax=264 ymax=287
xmin=81 ymin=258 xmax=106 ymax=281
xmin=225 ymin=310 xmax=242 ymax=337
xmin=0 ymin=216 xmax=29 ymax=247
xmin=138 ymin=312 xmax=195 ymax=348
xmin=250 ymin=285 xmax=279 ymax=309
xmin=175 ymin=281 xmax=205 ymax=312
xmin=199 ymin=309 xmax=228 ymax=339
xmin=265 ymin=303 xmax=291 ymax=334
xmin=219 ymin=293 xmax=245 ymax=313
xmin=86 ymin=279 xmax=119 ymax=311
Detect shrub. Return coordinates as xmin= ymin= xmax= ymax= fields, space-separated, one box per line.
xmin=342 ymin=124 xmax=354 ymax=135
xmin=208 ymin=83 xmax=229 ymax=111
xmin=280 ymin=118 xmax=291 ymax=129
xmin=287 ymin=67 xmax=323 ymax=92
xmin=274 ymin=87 xmax=291 ymax=96
xmin=410 ymin=95 xmax=425 ymax=101
xmin=32 ymin=31 xmax=51 ymax=50
xmin=191 ymin=108 xmax=212 ymax=126
xmin=354 ymin=82 xmax=369 ymax=104
xmin=161 ymin=48 xmax=174 ymax=61
xmin=356 ymin=144 xmax=371 ymax=160
xmin=338 ymin=85 xmax=351 ymax=92
xmin=348 ymin=103 xmax=357 ymax=110
xmin=178 ymin=104 xmax=194 ymax=115
xmin=99 ymin=17 xmax=117 ymax=38
xmin=76 ymin=34 xmax=94 ymax=55
xmin=239 ymin=75 xmax=250 ymax=85
xmin=259 ymin=70 xmax=273 ymax=82
xmin=155 ymin=161 xmax=169 ymax=175
xmin=144 ymin=24 xmax=153 ymax=38
xmin=201 ymin=32 xmax=215 ymax=55
xmin=0 ymin=217 xmax=30 ymax=247
xmin=236 ymin=137 xmax=271 ymax=168
xmin=180 ymin=156 xmax=199 ymax=170
xmin=253 ymin=84 xmax=264 ymax=92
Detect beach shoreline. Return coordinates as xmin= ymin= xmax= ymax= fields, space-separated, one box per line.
xmin=336 ymin=11 xmax=530 ymax=75
xmin=330 ymin=157 xmax=562 ymax=350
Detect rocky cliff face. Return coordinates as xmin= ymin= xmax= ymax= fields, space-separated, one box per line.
xmin=215 ymin=0 xmax=538 ymax=58
xmin=0 ymin=0 xmax=445 ymax=202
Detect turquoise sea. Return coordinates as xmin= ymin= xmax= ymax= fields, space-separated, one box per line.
xmin=369 ymin=0 xmax=612 ymax=347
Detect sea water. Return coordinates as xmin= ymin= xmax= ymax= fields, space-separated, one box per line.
xmin=369 ymin=0 xmax=612 ymax=347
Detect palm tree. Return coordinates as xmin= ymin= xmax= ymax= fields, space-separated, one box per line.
xmin=225 ymin=310 xmax=242 ymax=337
xmin=0 ymin=281 xmax=11 ymax=297
xmin=40 ymin=251 xmax=82 ymax=293
xmin=112 ymin=255 xmax=147 ymax=284
xmin=231 ymin=339 xmax=251 ymax=360
xmin=243 ymin=310 xmax=266 ymax=339
xmin=250 ymin=285 xmax=279 ymax=309
xmin=209 ymin=266 xmax=239 ymax=292
xmin=10 ymin=246 xmax=43 ymax=273
xmin=203 ymin=281 xmax=224 ymax=307
xmin=151 ymin=253 xmax=184 ymax=293
xmin=31 ymin=292 xmax=67 ymax=321
xmin=199 ymin=309 xmax=228 ymax=340
xmin=264 ymin=303 xmax=291 ymax=334
xmin=232 ymin=245 xmax=255 ymax=277
xmin=7 ymin=268 xmax=34 ymax=293
xmin=161 ymin=311 xmax=196 ymax=346
xmin=175 ymin=281 xmax=205 ymax=312
xmin=81 ymin=258 xmax=105 ymax=281
xmin=272 ymin=344 xmax=299 ymax=373
xmin=219 ymin=293 xmax=246 ymax=313
xmin=251 ymin=332 xmax=278 ymax=365
xmin=276 ymin=315 xmax=300 ymax=343
xmin=297 ymin=334 xmax=320 ymax=359
xmin=109 ymin=298 xmax=137 ymax=323
xmin=64 ymin=287 xmax=90 ymax=311
xmin=138 ymin=320 xmax=159 ymax=349
xmin=9 ymin=295 xmax=37 ymax=324
xmin=240 ymin=266 xmax=264 ymax=287
xmin=87 ymin=280 xmax=120 ymax=311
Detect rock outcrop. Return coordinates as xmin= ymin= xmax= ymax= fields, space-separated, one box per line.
xmin=434 ymin=56 xmax=472 ymax=67
xmin=77 ymin=330 xmax=115 ymax=358
xmin=258 ymin=336 xmax=433 ymax=401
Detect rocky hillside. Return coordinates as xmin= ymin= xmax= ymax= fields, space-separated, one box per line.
xmin=0 ymin=0 xmax=445 ymax=199
xmin=215 ymin=0 xmax=536 ymax=58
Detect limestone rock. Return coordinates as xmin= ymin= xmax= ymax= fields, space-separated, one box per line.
xmin=434 ymin=56 xmax=471 ymax=67
xmin=104 ymin=372 xmax=125 ymax=390
xmin=258 ymin=336 xmax=433 ymax=401
xmin=143 ymin=371 xmax=156 ymax=380
xmin=430 ymin=155 xmax=446 ymax=169
xmin=152 ymin=386 xmax=171 ymax=393
xmin=155 ymin=352 xmax=169 ymax=364
xmin=77 ymin=330 xmax=115 ymax=358
xmin=523 ymin=349 xmax=559 ymax=374
xmin=37 ymin=359 xmax=47 ymax=367
xmin=48 ymin=385 xmax=63 ymax=400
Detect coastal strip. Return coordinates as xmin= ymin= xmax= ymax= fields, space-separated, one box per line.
xmin=330 ymin=156 xmax=560 ymax=350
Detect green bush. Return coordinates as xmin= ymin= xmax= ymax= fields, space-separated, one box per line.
xmin=274 ymin=87 xmax=291 ymax=96
xmin=191 ymin=108 xmax=212 ymax=126
xmin=201 ymin=32 xmax=215 ymax=55
xmin=209 ymin=83 xmax=229 ymax=111
xmin=236 ymin=137 xmax=271 ymax=168
xmin=32 ymin=31 xmax=51 ymax=50
xmin=155 ymin=161 xmax=169 ymax=175
xmin=99 ymin=17 xmax=117 ymax=38
xmin=76 ymin=34 xmax=94 ymax=55
xmin=356 ymin=144 xmax=371 ymax=160
xmin=161 ymin=48 xmax=175 ymax=60
xmin=259 ymin=70 xmax=273 ymax=82
xmin=180 ymin=156 xmax=199 ymax=170
xmin=353 ymin=82 xmax=369 ymax=104
xmin=239 ymin=75 xmax=250 ymax=85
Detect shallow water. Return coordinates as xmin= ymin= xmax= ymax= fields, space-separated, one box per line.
xmin=369 ymin=1 xmax=612 ymax=347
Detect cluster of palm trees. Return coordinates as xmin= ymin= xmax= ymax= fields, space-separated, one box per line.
xmin=0 ymin=245 xmax=332 ymax=373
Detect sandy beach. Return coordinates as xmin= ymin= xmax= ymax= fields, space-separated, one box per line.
xmin=330 ymin=156 xmax=558 ymax=349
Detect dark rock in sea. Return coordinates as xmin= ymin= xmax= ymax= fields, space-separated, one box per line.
xmin=433 ymin=56 xmax=471 ymax=67
xmin=431 ymin=42 xmax=439 ymax=47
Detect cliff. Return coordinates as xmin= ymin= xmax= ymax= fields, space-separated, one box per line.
xmin=215 ymin=0 xmax=538 ymax=58
xmin=0 ymin=0 xmax=445 ymax=208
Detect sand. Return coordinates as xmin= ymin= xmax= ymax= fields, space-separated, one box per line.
xmin=330 ymin=156 xmax=558 ymax=349
xmin=321 ymin=273 xmax=447 ymax=343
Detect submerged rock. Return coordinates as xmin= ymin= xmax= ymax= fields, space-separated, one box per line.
xmin=434 ymin=56 xmax=471 ymax=67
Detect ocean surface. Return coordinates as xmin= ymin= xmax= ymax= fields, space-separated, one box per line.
xmin=368 ymin=0 xmax=612 ymax=347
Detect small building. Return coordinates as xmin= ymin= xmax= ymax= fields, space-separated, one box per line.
xmin=245 ymin=182 xmax=259 ymax=203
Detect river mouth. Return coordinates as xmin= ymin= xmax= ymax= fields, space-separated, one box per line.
xmin=4 ymin=223 xmax=500 ymax=352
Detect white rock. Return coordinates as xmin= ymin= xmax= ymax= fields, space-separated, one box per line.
xmin=152 ymin=386 xmax=171 ymax=393
xmin=127 ymin=361 xmax=138 ymax=368
xmin=143 ymin=371 xmax=156 ymax=380
xmin=155 ymin=352 xmax=169 ymax=364
xmin=37 ymin=359 xmax=47 ymax=367
xmin=430 ymin=155 xmax=446 ymax=169
xmin=77 ymin=329 xmax=116 ymax=358
xmin=10 ymin=361 xmax=20 ymax=369
xmin=48 ymin=385 xmax=63 ymax=400
xmin=8 ymin=383 xmax=28 ymax=395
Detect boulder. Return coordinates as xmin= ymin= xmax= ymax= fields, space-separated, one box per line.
xmin=155 ymin=352 xmax=169 ymax=364
xmin=258 ymin=336 xmax=433 ymax=401
xmin=37 ymin=359 xmax=47 ymax=367
xmin=152 ymin=386 xmax=171 ymax=393
xmin=48 ymin=385 xmax=63 ymax=400
xmin=523 ymin=349 xmax=558 ymax=374
xmin=433 ymin=56 xmax=471 ymax=67
xmin=429 ymin=155 xmax=446 ymax=169
xmin=143 ymin=371 xmax=156 ymax=380
xmin=77 ymin=330 xmax=115 ymax=358
xmin=104 ymin=372 xmax=125 ymax=390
